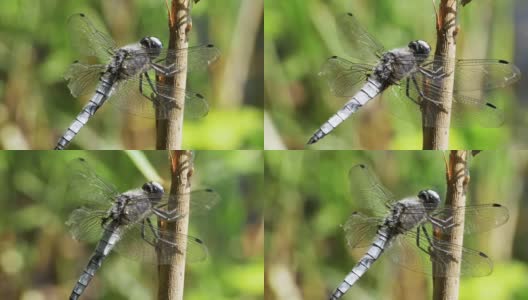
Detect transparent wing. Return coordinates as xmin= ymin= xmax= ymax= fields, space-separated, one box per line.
xmin=66 ymin=207 xmax=107 ymax=243
xmin=153 ymin=188 xmax=221 ymax=217
xmin=348 ymin=164 xmax=396 ymax=214
xmin=113 ymin=218 xmax=208 ymax=264
xmin=343 ymin=212 xmax=383 ymax=248
xmin=67 ymin=13 xmax=116 ymax=62
xmin=453 ymin=59 xmax=521 ymax=92
xmin=386 ymin=229 xmax=493 ymax=277
xmin=431 ymin=203 xmax=509 ymax=235
xmin=108 ymin=74 xmax=209 ymax=120
xmin=411 ymin=56 xmax=520 ymax=92
xmin=400 ymin=56 xmax=519 ymax=93
xmin=145 ymin=44 xmax=221 ymax=74
xmin=388 ymin=75 xmax=505 ymax=128
xmin=336 ymin=12 xmax=385 ymax=63
xmin=319 ymin=56 xmax=373 ymax=97
xmin=66 ymin=157 xmax=119 ymax=208
xmin=377 ymin=54 xmax=519 ymax=92
xmin=64 ymin=61 xmax=106 ymax=98
xmin=371 ymin=203 xmax=509 ymax=235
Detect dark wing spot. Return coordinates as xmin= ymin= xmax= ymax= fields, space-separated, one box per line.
xmin=205 ymin=188 xmax=213 ymax=192
xmin=195 ymin=93 xmax=204 ymax=99
xmin=359 ymin=164 xmax=366 ymax=169
xmin=478 ymin=251 xmax=489 ymax=258
xmin=498 ymin=59 xmax=509 ymax=64
xmin=331 ymin=55 xmax=338 ymax=59
xmin=80 ymin=13 xmax=86 ymax=17
xmin=492 ymin=203 xmax=502 ymax=207
xmin=347 ymin=12 xmax=354 ymax=17
xmin=486 ymin=103 xmax=497 ymax=109
xmin=207 ymin=44 xmax=214 ymax=48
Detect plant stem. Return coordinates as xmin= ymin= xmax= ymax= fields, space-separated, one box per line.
xmin=422 ymin=0 xmax=458 ymax=149
xmin=157 ymin=150 xmax=194 ymax=300
xmin=432 ymin=150 xmax=469 ymax=300
xmin=156 ymin=0 xmax=192 ymax=149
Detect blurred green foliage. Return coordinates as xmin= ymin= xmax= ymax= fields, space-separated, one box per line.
xmin=0 ymin=150 xmax=264 ymax=299
xmin=0 ymin=0 xmax=263 ymax=149
xmin=264 ymin=150 xmax=528 ymax=300
xmin=264 ymin=0 xmax=525 ymax=149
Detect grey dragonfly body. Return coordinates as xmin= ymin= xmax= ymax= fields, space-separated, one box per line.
xmin=330 ymin=164 xmax=509 ymax=299
xmin=55 ymin=13 xmax=220 ymax=150
xmin=66 ymin=158 xmax=219 ymax=300
xmin=308 ymin=12 xmax=520 ymax=145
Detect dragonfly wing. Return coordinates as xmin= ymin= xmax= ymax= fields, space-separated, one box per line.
xmin=432 ymin=203 xmax=509 ymax=235
xmin=319 ymin=56 xmax=372 ymax=97
xmin=147 ymin=44 xmax=221 ymax=74
xmin=387 ymin=229 xmax=493 ymax=277
xmin=336 ymin=13 xmax=385 ymax=63
xmin=343 ymin=212 xmax=382 ymax=248
xmin=67 ymin=157 xmax=119 ymax=207
xmin=153 ymin=188 xmax=221 ymax=218
xmin=389 ymin=73 xmax=505 ymax=128
xmin=107 ymin=75 xmax=209 ymax=120
xmin=64 ymin=62 xmax=106 ymax=98
xmin=67 ymin=13 xmax=116 ymax=62
xmin=113 ymin=219 xmax=208 ymax=264
xmin=348 ymin=164 xmax=396 ymax=214
xmin=453 ymin=59 xmax=521 ymax=92
xmin=66 ymin=207 xmax=106 ymax=243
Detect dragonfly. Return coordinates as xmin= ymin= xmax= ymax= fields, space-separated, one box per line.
xmin=54 ymin=13 xmax=220 ymax=150
xmin=330 ymin=164 xmax=509 ymax=300
xmin=307 ymin=12 xmax=520 ymax=145
xmin=66 ymin=158 xmax=220 ymax=300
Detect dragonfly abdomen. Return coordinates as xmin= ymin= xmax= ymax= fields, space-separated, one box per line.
xmin=329 ymin=227 xmax=391 ymax=300
xmin=308 ymin=78 xmax=383 ymax=145
xmin=54 ymin=77 xmax=115 ymax=150
xmin=69 ymin=222 xmax=122 ymax=299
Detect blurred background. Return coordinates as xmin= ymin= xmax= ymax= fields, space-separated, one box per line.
xmin=0 ymin=0 xmax=263 ymax=149
xmin=264 ymin=0 xmax=528 ymax=149
xmin=265 ymin=150 xmax=528 ymax=300
xmin=0 ymin=150 xmax=264 ymax=299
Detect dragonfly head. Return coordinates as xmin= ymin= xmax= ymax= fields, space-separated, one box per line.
xmin=418 ymin=189 xmax=440 ymax=211
xmin=142 ymin=181 xmax=165 ymax=202
xmin=140 ymin=36 xmax=163 ymax=58
xmin=408 ymin=40 xmax=431 ymax=59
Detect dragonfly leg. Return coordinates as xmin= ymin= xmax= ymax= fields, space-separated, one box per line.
xmin=419 ymin=65 xmax=451 ymax=80
xmin=152 ymin=207 xmax=186 ymax=222
xmin=143 ymin=218 xmax=163 ymax=247
xmin=140 ymin=72 xmax=161 ymax=103
xmin=151 ymin=62 xmax=183 ymax=77
xmin=428 ymin=216 xmax=456 ymax=233
xmin=416 ymin=226 xmax=432 ymax=255
xmin=405 ymin=78 xmax=421 ymax=105
xmin=138 ymin=73 xmax=154 ymax=102
xmin=411 ymin=76 xmax=448 ymax=112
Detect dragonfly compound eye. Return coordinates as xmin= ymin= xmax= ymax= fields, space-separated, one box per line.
xmin=140 ymin=37 xmax=163 ymax=49
xmin=408 ymin=40 xmax=431 ymax=56
xmin=142 ymin=182 xmax=165 ymax=194
xmin=140 ymin=37 xmax=163 ymax=58
xmin=418 ymin=189 xmax=440 ymax=209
